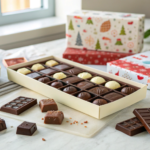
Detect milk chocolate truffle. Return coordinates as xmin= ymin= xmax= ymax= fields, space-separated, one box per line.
xmin=53 ymin=72 xmax=67 ymax=80
xmin=88 ymin=87 xmax=109 ymax=95
xmin=17 ymin=68 xmax=31 ymax=75
xmin=77 ymin=81 xmax=94 ymax=90
xmin=51 ymin=82 xmax=63 ymax=88
xmin=54 ymin=64 xmax=71 ymax=71
xmin=121 ymin=87 xmax=135 ymax=95
xmin=105 ymin=81 xmax=121 ymax=89
xmin=63 ymin=76 xmax=82 ymax=84
xmin=93 ymin=99 xmax=107 ymax=106
xmin=38 ymin=77 xmax=50 ymax=83
xmin=103 ymin=92 xmax=123 ymax=101
xmin=45 ymin=60 xmax=59 ymax=67
xmin=77 ymin=92 xmax=91 ymax=101
xmin=78 ymin=72 xmax=92 ymax=79
xmin=63 ymin=86 xmax=77 ymax=94
xmin=90 ymin=76 xmax=106 ymax=84
xmin=66 ymin=68 xmax=83 ymax=75
xmin=31 ymin=64 xmax=45 ymax=71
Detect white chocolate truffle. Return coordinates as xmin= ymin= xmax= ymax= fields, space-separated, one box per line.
xmin=17 ymin=68 xmax=31 ymax=75
xmin=77 ymin=72 xmax=92 ymax=79
xmin=53 ymin=72 xmax=67 ymax=80
xmin=105 ymin=81 xmax=121 ymax=89
xmin=90 ymin=76 xmax=106 ymax=84
xmin=45 ymin=60 xmax=59 ymax=67
xmin=31 ymin=64 xmax=45 ymax=71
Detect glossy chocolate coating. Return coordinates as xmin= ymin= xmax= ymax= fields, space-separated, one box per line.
xmin=63 ymin=86 xmax=77 ymax=94
xmin=39 ymin=68 xmax=57 ymax=75
xmin=63 ymin=76 xmax=82 ymax=84
xmin=66 ymin=68 xmax=83 ymax=75
xmin=76 ymin=81 xmax=94 ymax=90
xmin=121 ymin=87 xmax=135 ymax=95
xmin=26 ymin=72 xmax=41 ymax=78
xmin=88 ymin=87 xmax=109 ymax=95
xmin=93 ymin=99 xmax=107 ymax=106
xmin=51 ymin=82 xmax=63 ymax=88
xmin=38 ymin=77 xmax=50 ymax=83
xmin=103 ymin=92 xmax=124 ymax=101
xmin=0 ymin=118 xmax=7 ymax=131
xmin=77 ymin=92 xmax=91 ymax=101
xmin=54 ymin=64 xmax=71 ymax=71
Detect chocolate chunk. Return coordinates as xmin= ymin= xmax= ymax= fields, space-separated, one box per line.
xmin=26 ymin=72 xmax=41 ymax=78
xmin=116 ymin=117 xmax=146 ymax=136
xmin=63 ymin=86 xmax=77 ymax=94
xmin=93 ymin=99 xmax=107 ymax=106
xmin=66 ymin=68 xmax=83 ymax=75
xmin=0 ymin=96 xmax=37 ymax=115
xmin=77 ymin=92 xmax=91 ymax=101
xmin=16 ymin=121 xmax=37 ymax=136
xmin=121 ymin=87 xmax=135 ymax=95
xmin=54 ymin=64 xmax=71 ymax=71
xmin=51 ymin=82 xmax=63 ymax=88
xmin=39 ymin=68 xmax=57 ymax=75
xmin=39 ymin=99 xmax=58 ymax=112
xmin=38 ymin=77 xmax=51 ymax=83
xmin=77 ymin=81 xmax=94 ymax=90
xmin=44 ymin=111 xmax=64 ymax=124
xmin=103 ymin=92 xmax=124 ymax=101
xmin=0 ymin=118 xmax=7 ymax=131
xmin=88 ymin=87 xmax=109 ymax=95
xmin=62 ymin=76 xmax=82 ymax=84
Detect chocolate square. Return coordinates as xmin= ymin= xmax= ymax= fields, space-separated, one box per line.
xmin=76 ymin=81 xmax=94 ymax=90
xmin=66 ymin=68 xmax=83 ymax=75
xmin=53 ymin=64 xmax=71 ymax=71
xmin=26 ymin=72 xmax=41 ymax=78
xmin=0 ymin=119 xmax=7 ymax=131
xmin=39 ymin=68 xmax=57 ymax=75
xmin=88 ymin=86 xmax=109 ymax=95
xmin=103 ymin=92 xmax=124 ymax=101
xmin=62 ymin=76 xmax=83 ymax=84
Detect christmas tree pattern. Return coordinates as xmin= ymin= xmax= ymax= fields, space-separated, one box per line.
xmin=68 ymin=20 xmax=74 ymax=30
xmin=75 ymin=32 xmax=83 ymax=46
xmin=86 ymin=17 xmax=93 ymax=24
xmin=95 ymin=39 xmax=101 ymax=50
xmin=115 ymin=39 xmax=123 ymax=45
xmin=119 ymin=26 xmax=126 ymax=35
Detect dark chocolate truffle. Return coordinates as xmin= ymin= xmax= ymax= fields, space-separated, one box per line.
xmin=63 ymin=86 xmax=77 ymax=94
xmin=77 ymin=92 xmax=91 ymax=101
xmin=103 ymin=92 xmax=124 ymax=101
xmin=66 ymin=68 xmax=83 ymax=75
xmin=77 ymin=81 xmax=94 ymax=90
xmin=39 ymin=68 xmax=57 ymax=75
xmin=93 ymin=99 xmax=107 ymax=106
xmin=54 ymin=64 xmax=71 ymax=71
xmin=121 ymin=87 xmax=135 ymax=95
xmin=63 ymin=76 xmax=83 ymax=84
xmin=51 ymin=82 xmax=63 ymax=88
xmin=38 ymin=77 xmax=50 ymax=83
xmin=88 ymin=87 xmax=109 ymax=95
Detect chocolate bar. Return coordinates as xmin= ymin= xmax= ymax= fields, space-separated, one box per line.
xmin=0 ymin=118 xmax=7 ymax=131
xmin=16 ymin=121 xmax=37 ymax=136
xmin=133 ymin=108 xmax=150 ymax=134
xmin=0 ymin=96 xmax=37 ymax=115
xmin=116 ymin=117 xmax=146 ymax=136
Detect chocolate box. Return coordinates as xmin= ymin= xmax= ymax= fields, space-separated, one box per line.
xmin=7 ymin=56 xmax=147 ymax=119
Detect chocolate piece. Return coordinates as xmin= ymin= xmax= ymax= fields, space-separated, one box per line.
xmin=44 ymin=111 xmax=64 ymax=124
xmin=26 ymin=72 xmax=41 ymax=78
xmin=53 ymin=72 xmax=67 ymax=80
xmin=51 ymin=82 xmax=63 ymax=88
xmin=133 ymin=108 xmax=150 ymax=134
xmin=38 ymin=77 xmax=51 ymax=83
xmin=78 ymin=72 xmax=92 ymax=79
xmin=88 ymin=87 xmax=109 ymax=95
xmin=0 ymin=96 xmax=37 ymax=115
xmin=76 ymin=81 xmax=94 ymax=90
xmin=45 ymin=60 xmax=59 ymax=67
xmin=90 ymin=76 xmax=106 ymax=84
xmin=17 ymin=68 xmax=31 ymax=75
xmin=66 ymin=68 xmax=83 ymax=75
xmin=39 ymin=68 xmax=57 ymax=75
xmin=63 ymin=76 xmax=82 ymax=84
xmin=93 ymin=99 xmax=107 ymax=106
xmin=63 ymin=86 xmax=77 ymax=94
xmin=77 ymin=92 xmax=91 ymax=101
xmin=0 ymin=118 xmax=7 ymax=131
xmin=31 ymin=64 xmax=45 ymax=71
xmin=103 ymin=92 xmax=124 ymax=101
xmin=54 ymin=64 xmax=71 ymax=71
xmin=39 ymin=99 xmax=58 ymax=112
xmin=16 ymin=121 xmax=37 ymax=136
xmin=116 ymin=117 xmax=146 ymax=136
xmin=105 ymin=81 xmax=121 ymax=89
xmin=121 ymin=87 xmax=135 ymax=95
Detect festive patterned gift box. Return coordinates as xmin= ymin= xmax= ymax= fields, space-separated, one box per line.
xmin=63 ymin=47 xmax=133 ymax=65
xmin=107 ymin=51 xmax=150 ymax=89
xmin=66 ymin=10 xmax=145 ymax=53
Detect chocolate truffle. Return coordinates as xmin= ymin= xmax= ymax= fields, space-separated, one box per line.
xmin=93 ymin=99 xmax=107 ymax=106
xmin=77 ymin=92 xmax=91 ymax=101
xmin=39 ymin=68 xmax=57 ymax=75
xmin=103 ymin=92 xmax=124 ymax=101
xmin=90 ymin=76 xmax=106 ymax=84
xmin=63 ymin=76 xmax=83 ymax=84
xmin=88 ymin=87 xmax=109 ymax=95
xmin=78 ymin=72 xmax=92 ymax=79
xmin=31 ymin=64 xmax=45 ymax=71
xmin=54 ymin=64 xmax=71 ymax=71
xmin=53 ymin=72 xmax=67 ymax=80
xmin=45 ymin=60 xmax=59 ymax=67
xmin=105 ymin=81 xmax=121 ymax=89
xmin=66 ymin=68 xmax=83 ymax=75
xmin=0 ymin=118 xmax=7 ymax=131
xmin=51 ymin=82 xmax=63 ymax=88
xmin=38 ymin=77 xmax=50 ymax=83
xmin=26 ymin=72 xmax=41 ymax=78
xmin=17 ymin=68 xmax=31 ymax=75
xmin=76 ymin=81 xmax=94 ymax=90
xmin=121 ymin=87 xmax=135 ymax=95
xmin=63 ymin=86 xmax=77 ymax=94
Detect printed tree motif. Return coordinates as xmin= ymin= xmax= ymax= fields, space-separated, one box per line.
xmin=68 ymin=20 xmax=74 ymax=30
xmin=119 ymin=26 xmax=126 ymax=35
xmin=95 ymin=39 xmax=101 ymax=50
xmin=86 ymin=17 xmax=93 ymax=24
xmin=75 ymin=32 xmax=83 ymax=46
xmin=115 ymin=39 xmax=123 ymax=45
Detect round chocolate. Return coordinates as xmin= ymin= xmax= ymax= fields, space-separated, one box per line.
xmin=121 ymin=87 xmax=135 ymax=95
xmin=105 ymin=81 xmax=121 ymax=89
xmin=51 ymin=82 xmax=63 ymax=88
xmin=77 ymin=92 xmax=91 ymax=100
xmin=63 ymin=86 xmax=77 ymax=94
xmin=93 ymin=99 xmax=107 ymax=106
xmin=89 ymin=87 xmax=109 ymax=95
xmin=78 ymin=72 xmax=92 ymax=79
xmin=38 ymin=77 xmax=50 ymax=83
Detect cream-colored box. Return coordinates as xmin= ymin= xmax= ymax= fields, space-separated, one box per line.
xmin=7 ymin=56 xmax=147 ymax=119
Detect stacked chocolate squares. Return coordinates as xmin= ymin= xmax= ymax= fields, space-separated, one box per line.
xmin=116 ymin=108 xmax=150 ymax=136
